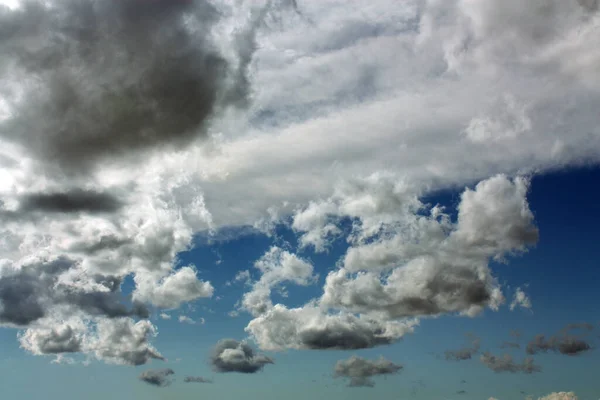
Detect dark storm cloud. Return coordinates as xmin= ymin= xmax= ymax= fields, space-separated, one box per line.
xmin=138 ymin=368 xmax=175 ymax=387
xmin=480 ymin=352 xmax=541 ymax=374
xmin=19 ymin=190 xmax=123 ymax=214
xmin=526 ymin=334 xmax=592 ymax=356
xmin=210 ymin=339 xmax=274 ymax=373
xmin=0 ymin=256 xmax=146 ymax=327
xmin=445 ymin=335 xmax=480 ymax=361
xmin=184 ymin=376 xmax=213 ymax=383
xmin=333 ymin=356 xmax=403 ymax=388
xmin=0 ymin=0 xmax=257 ymax=174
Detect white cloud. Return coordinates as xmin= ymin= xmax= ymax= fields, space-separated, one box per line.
xmin=510 ymin=287 xmax=532 ymax=311
xmin=246 ymin=174 xmax=536 ymax=350
xmin=133 ymin=266 xmax=214 ymax=310
xmin=159 ymin=313 xmax=171 ymax=320
xmin=246 ymin=302 xmax=418 ymax=351
xmin=241 ymin=247 xmax=317 ymax=316
xmin=538 ymin=392 xmax=578 ymax=400
xmin=178 ymin=315 xmax=196 ymax=325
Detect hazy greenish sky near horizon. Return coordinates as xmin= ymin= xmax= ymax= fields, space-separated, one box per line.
xmin=0 ymin=1 xmax=599 ymax=399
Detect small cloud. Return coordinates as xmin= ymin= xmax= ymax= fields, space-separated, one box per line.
xmin=334 ymin=356 xmax=402 ymax=388
xmin=138 ymin=369 xmax=175 ymax=387
xmin=480 ymin=352 xmax=541 ymax=374
xmin=510 ymin=287 xmax=532 ymax=311
xmin=210 ymin=339 xmax=274 ymax=373
xmin=178 ymin=316 xmax=196 ymax=325
xmin=159 ymin=313 xmax=171 ymax=320
xmin=445 ymin=334 xmax=480 ymax=361
xmin=183 ymin=376 xmax=213 ymax=383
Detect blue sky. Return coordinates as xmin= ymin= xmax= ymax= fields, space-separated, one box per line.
xmin=0 ymin=1 xmax=599 ymax=400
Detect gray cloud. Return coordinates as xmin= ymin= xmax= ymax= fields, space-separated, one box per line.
xmin=210 ymin=339 xmax=274 ymax=373
xmin=526 ymin=334 xmax=592 ymax=356
xmin=92 ymin=318 xmax=164 ymax=366
xmin=0 ymin=256 xmax=146 ymax=327
xmin=334 ymin=356 xmax=403 ymax=387
xmin=139 ymin=368 xmax=175 ymax=387
xmin=183 ymin=376 xmax=213 ymax=383
xmin=0 ymin=0 xmax=255 ymax=174
xmin=18 ymin=190 xmax=123 ymax=214
xmin=445 ymin=335 xmax=480 ymax=361
xmin=480 ymin=352 xmax=541 ymax=374
xmin=18 ymin=324 xmax=82 ymax=355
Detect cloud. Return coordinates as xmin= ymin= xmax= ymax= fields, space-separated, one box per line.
xmin=89 ymin=318 xmax=164 ymax=366
xmin=17 ymin=189 xmax=123 ymax=215
xmin=480 ymin=352 xmax=541 ymax=374
xmin=316 ymin=174 xmax=536 ymax=320
xmin=445 ymin=335 xmax=481 ymax=361
xmin=510 ymin=287 xmax=532 ymax=311
xmin=210 ymin=339 xmax=274 ymax=373
xmin=334 ymin=355 xmax=402 ymax=387
xmin=240 ymin=246 xmax=317 ymax=316
xmin=526 ymin=334 xmax=592 ymax=356
xmin=19 ymin=315 xmax=164 ymax=365
xmin=178 ymin=316 xmax=196 ymax=325
xmin=138 ymin=368 xmax=175 ymax=387
xmin=183 ymin=376 xmax=213 ymax=383
xmin=0 ymin=256 xmax=146 ymax=327
xmin=159 ymin=313 xmax=171 ymax=320
xmin=0 ymin=0 xmax=255 ymax=174
xmin=246 ymin=174 xmax=533 ymax=351
xmin=246 ymin=302 xmax=418 ymax=351
xmin=133 ymin=266 xmax=214 ymax=310
xmin=0 ymin=0 xmax=598 ymax=368
xmin=538 ymin=392 xmax=578 ymax=400
xmin=19 ymin=323 xmax=82 ymax=355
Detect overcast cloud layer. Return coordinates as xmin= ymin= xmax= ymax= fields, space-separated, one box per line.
xmin=0 ymin=0 xmax=599 ymax=374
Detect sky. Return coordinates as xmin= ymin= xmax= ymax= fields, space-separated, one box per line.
xmin=0 ymin=1 xmax=599 ymax=399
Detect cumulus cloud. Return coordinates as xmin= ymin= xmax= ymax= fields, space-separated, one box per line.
xmin=333 ymin=356 xmax=403 ymax=387
xmin=184 ymin=376 xmax=213 ymax=383
xmin=138 ymin=368 xmax=175 ymax=387
xmin=89 ymin=318 xmax=164 ymax=366
xmin=19 ymin=323 xmax=83 ymax=355
xmin=510 ymin=287 xmax=532 ymax=311
xmin=317 ymin=174 xmax=536 ymax=320
xmin=480 ymin=352 xmax=541 ymax=374
xmin=240 ymin=246 xmax=317 ymax=316
xmin=526 ymin=334 xmax=592 ymax=356
xmin=246 ymin=174 xmax=534 ymax=351
xmin=246 ymin=302 xmax=418 ymax=351
xmin=210 ymin=339 xmax=274 ymax=373
xmin=445 ymin=334 xmax=481 ymax=361
xmin=133 ymin=266 xmax=213 ymax=310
